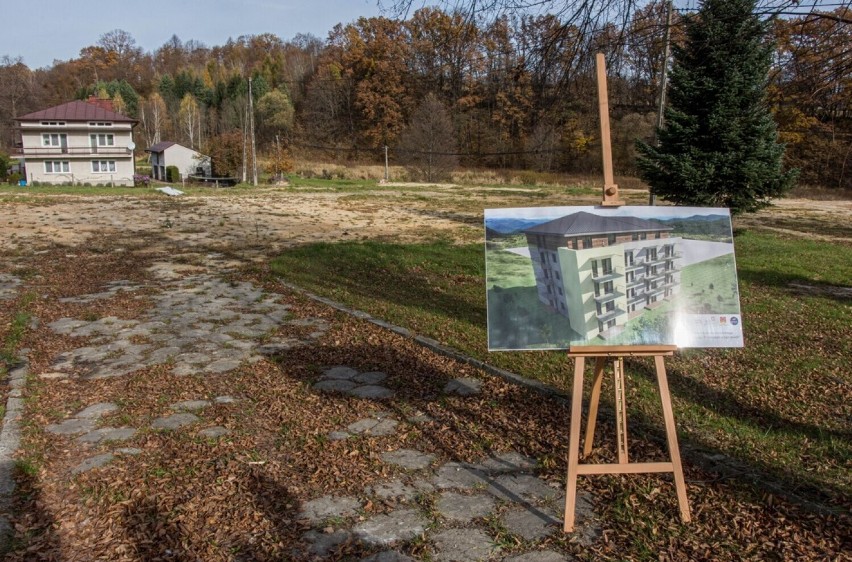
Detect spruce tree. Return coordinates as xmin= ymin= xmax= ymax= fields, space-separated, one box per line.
xmin=636 ymin=0 xmax=796 ymax=214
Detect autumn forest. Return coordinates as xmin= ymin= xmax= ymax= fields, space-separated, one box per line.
xmin=0 ymin=3 xmax=850 ymax=188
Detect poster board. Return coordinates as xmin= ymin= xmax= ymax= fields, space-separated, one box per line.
xmin=485 ymin=205 xmax=743 ymax=350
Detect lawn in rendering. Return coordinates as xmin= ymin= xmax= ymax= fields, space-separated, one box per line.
xmin=485 ymin=206 xmax=743 ymax=350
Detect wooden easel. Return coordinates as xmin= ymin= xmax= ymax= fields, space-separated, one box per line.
xmin=562 ymin=345 xmax=691 ymax=531
xmin=562 ymin=54 xmax=691 ymax=532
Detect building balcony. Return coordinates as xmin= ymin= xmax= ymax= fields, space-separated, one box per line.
xmin=626 ymin=277 xmax=644 ymax=288
xmin=593 ymin=290 xmax=623 ymax=305
xmin=627 ymin=292 xmax=645 ymax=304
xmin=18 ymin=146 xmax=132 ymax=157
xmin=590 ymin=270 xmax=621 ymax=283
xmin=596 ymin=307 xmax=625 ymax=323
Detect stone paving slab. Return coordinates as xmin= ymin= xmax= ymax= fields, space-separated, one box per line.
xmin=503 ymin=551 xmax=573 ymax=562
xmin=198 ymin=426 xmax=230 ymax=438
xmin=381 ymin=449 xmax=436 ymax=470
xmin=76 ymin=427 xmax=137 ymax=444
xmin=72 ymin=453 xmax=115 ymax=474
xmin=431 ymin=528 xmax=496 ymax=561
xmin=502 ymin=506 xmax=561 ymax=541
xmin=152 ymin=413 xmax=199 ymax=430
xmin=436 ymin=491 xmax=496 ymax=522
xmin=347 ymin=417 xmax=399 ymax=437
xmin=46 ymin=418 xmax=97 ymax=436
xmin=443 ymin=377 xmax=482 ymax=396
xmin=302 ymin=529 xmax=353 ymax=557
xmin=366 ymin=479 xmax=420 ymax=502
xmin=352 ymin=509 xmax=427 ymax=547
xmin=171 ymin=400 xmax=211 ymax=411
xmin=300 ymin=496 xmax=362 ymax=524
xmin=76 ymin=402 xmax=119 ymax=419
xmin=432 ymin=462 xmax=488 ymax=490
xmin=360 ymin=552 xmax=415 ymax=562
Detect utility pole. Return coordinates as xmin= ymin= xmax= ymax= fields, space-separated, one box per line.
xmin=650 ymin=0 xmax=673 ymax=206
xmin=384 ymin=145 xmax=389 ymax=182
xmin=242 ymin=101 xmax=248 ymax=183
xmin=249 ymin=77 xmax=258 ymax=186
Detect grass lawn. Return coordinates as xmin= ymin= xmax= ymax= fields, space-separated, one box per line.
xmin=270 ymin=229 xmax=852 ymax=512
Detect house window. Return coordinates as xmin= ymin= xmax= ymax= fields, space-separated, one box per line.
xmin=44 ymin=161 xmax=70 ymax=173
xmin=544 ymin=269 xmax=550 ymax=279
xmin=554 ymin=270 xmax=560 ymax=280
xmin=640 ymin=232 xmax=647 ymax=240
xmin=602 ymin=258 xmax=612 ymax=275
xmin=90 ymin=134 xmax=114 ymax=146
xmin=605 ymin=301 xmax=615 ymax=312
xmin=89 ymin=122 xmax=113 ymax=127
xmin=626 ymin=251 xmax=633 ymax=266
xmin=572 ymin=238 xmax=578 ymax=250
xmin=40 ymin=121 xmax=66 ymax=126
xmin=91 ymin=160 xmax=116 ymax=172
xmin=655 ymin=232 xmax=661 ymax=239
xmin=591 ymin=260 xmax=598 ymax=277
xmin=583 ymin=236 xmax=592 ymax=249
xmin=539 ymin=251 xmax=546 ymax=263
xmin=42 ymin=133 xmax=66 ymax=147
xmin=632 ymin=233 xmax=639 ymax=241
xmin=603 ymin=281 xmax=614 ymax=294
xmin=607 ymin=234 xmax=616 ymax=245
xmin=558 ymin=287 xmax=563 ymax=295
xmin=551 ymin=252 xmax=557 ymax=263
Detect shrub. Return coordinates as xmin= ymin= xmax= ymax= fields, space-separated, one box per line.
xmin=8 ymin=172 xmax=21 ymax=185
xmin=133 ymin=174 xmax=151 ymax=187
xmin=166 ymin=165 xmax=180 ymax=183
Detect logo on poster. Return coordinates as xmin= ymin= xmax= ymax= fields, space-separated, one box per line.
xmin=730 ymin=316 xmax=739 ymax=326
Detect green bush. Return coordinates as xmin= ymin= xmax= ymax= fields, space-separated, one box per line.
xmin=166 ymin=165 xmax=181 ymax=183
xmin=8 ymin=172 xmax=21 ymax=185
xmin=0 ymin=151 xmax=9 ymax=181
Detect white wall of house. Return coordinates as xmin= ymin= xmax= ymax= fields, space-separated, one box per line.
xmin=164 ymin=144 xmax=211 ymax=178
xmin=25 ymin=157 xmax=135 ymax=186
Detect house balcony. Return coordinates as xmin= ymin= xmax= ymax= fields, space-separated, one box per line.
xmin=593 ymin=290 xmax=623 ymax=305
xmin=18 ymin=146 xmax=132 ymax=157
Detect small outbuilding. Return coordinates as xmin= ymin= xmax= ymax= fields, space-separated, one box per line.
xmin=146 ymin=141 xmax=211 ymax=181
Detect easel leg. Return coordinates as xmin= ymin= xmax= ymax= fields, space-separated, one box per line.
xmin=614 ymin=357 xmax=629 ymax=464
xmin=564 ymin=356 xmax=585 ymax=532
xmin=654 ymin=355 xmax=691 ymax=523
xmin=582 ymin=356 xmax=606 ymax=457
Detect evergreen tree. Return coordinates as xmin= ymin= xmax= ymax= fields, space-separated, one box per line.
xmin=636 ymin=0 xmax=796 ymax=214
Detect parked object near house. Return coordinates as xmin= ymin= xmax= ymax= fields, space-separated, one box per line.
xmin=145 ymin=142 xmax=211 ymax=182
xmin=13 ymin=97 xmax=137 ymax=186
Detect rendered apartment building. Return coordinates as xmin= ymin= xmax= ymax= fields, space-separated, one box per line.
xmin=524 ymin=212 xmax=681 ymax=340
xmin=14 ymin=97 xmax=136 ymax=186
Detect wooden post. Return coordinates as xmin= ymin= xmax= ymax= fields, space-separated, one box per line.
xmin=596 ymin=53 xmax=624 ymax=207
xmin=563 ymin=345 xmax=689 ymax=532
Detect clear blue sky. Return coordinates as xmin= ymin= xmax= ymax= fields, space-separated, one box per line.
xmin=0 ymin=0 xmax=383 ymax=69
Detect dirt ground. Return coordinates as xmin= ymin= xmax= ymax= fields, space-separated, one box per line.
xmin=2 ymin=189 xmax=849 ymax=255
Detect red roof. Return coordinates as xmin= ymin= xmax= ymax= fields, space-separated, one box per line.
xmin=16 ymin=100 xmax=135 ymax=123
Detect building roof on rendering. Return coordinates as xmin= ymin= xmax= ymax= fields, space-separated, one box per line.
xmin=16 ymin=100 xmax=135 ymax=123
xmin=524 ymin=211 xmax=671 ymax=237
xmin=145 ymin=141 xmax=177 ymax=153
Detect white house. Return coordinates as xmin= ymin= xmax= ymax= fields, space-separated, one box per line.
xmin=14 ymin=98 xmax=136 ymax=186
xmin=145 ymin=141 xmax=211 ymax=181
